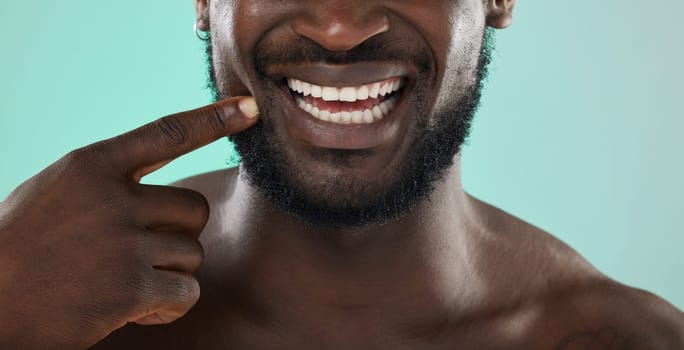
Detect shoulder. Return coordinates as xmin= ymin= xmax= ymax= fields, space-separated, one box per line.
xmin=465 ymin=196 xmax=684 ymax=348
xmin=599 ymin=282 xmax=684 ymax=348
xmin=465 ymin=195 xmax=604 ymax=301
xmin=537 ymin=278 xmax=684 ymax=349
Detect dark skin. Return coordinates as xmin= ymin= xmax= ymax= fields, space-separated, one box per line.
xmin=1 ymin=0 xmax=683 ymax=349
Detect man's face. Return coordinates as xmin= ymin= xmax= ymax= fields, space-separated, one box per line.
xmin=201 ymin=0 xmax=499 ymax=228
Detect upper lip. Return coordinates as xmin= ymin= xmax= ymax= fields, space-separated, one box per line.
xmin=265 ymin=62 xmax=417 ymax=87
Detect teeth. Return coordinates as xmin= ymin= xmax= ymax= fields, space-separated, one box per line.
xmin=320 ymin=110 xmax=331 ymax=121
xmin=372 ymin=106 xmax=382 ymax=120
xmin=340 ymin=111 xmax=352 ymax=123
xmin=288 ymin=76 xmax=404 ymax=124
xmin=369 ymin=83 xmax=380 ymax=98
xmin=357 ymin=86 xmax=369 ymax=100
xmin=351 ymin=110 xmax=364 ymax=123
xmin=362 ymin=109 xmax=374 ymax=124
xmin=288 ymin=77 xmax=403 ymax=102
xmin=294 ymin=95 xmax=399 ymax=125
xmin=322 ymin=87 xmax=339 ymax=101
xmin=339 ymin=87 xmax=356 ymax=102
xmin=379 ymin=83 xmax=389 ymax=96
xmin=379 ymin=102 xmax=389 ymax=115
xmin=392 ymin=80 xmax=401 ymax=91
xmin=311 ymin=84 xmax=322 ymax=98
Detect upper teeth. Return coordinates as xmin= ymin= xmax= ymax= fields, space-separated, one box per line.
xmin=287 ymin=77 xmax=404 ymax=102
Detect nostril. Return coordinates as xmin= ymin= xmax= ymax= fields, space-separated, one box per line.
xmin=290 ymin=11 xmax=389 ymax=52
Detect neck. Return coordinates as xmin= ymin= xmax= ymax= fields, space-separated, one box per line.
xmin=225 ymin=155 xmax=488 ymax=328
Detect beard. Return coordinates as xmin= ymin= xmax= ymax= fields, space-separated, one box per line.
xmin=205 ymin=28 xmax=494 ymax=229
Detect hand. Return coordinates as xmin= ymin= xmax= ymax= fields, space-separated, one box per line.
xmin=0 ymin=97 xmax=259 ymax=349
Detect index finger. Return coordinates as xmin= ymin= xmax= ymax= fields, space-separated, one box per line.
xmin=102 ymin=97 xmax=259 ymax=177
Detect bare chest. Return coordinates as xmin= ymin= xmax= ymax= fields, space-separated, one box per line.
xmin=89 ymin=299 xmax=645 ymax=350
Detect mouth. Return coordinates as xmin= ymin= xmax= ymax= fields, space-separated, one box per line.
xmin=286 ymin=76 xmax=406 ymax=125
xmin=264 ymin=62 xmax=416 ymax=150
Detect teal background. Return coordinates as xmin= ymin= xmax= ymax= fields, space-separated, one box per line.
xmin=1 ymin=1 xmax=682 ymax=310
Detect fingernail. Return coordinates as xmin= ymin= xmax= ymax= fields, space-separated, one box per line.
xmin=238 ymin=97 xmax=259 ymax=119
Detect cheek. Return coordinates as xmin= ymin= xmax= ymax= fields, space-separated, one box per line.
xmin=210 ymin=2 xmax=259 ymax=97
xmin=216 ymin=0 xmax=296 ymax=98
xmin=432 ymin=11 xmax=485 ymax=117
xmin=449 ymin=6 xmax=486 ymax=72
xmin=390 ymin=1 xmax=484 ymax=122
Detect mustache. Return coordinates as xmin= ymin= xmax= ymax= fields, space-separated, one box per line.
xmin=253 ymin=34 xmax=433 ymax=76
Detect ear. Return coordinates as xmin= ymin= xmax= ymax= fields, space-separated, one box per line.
xmin=486 ymin=0 xmax=515 ymax=29
xmin=195 ymin=0 xmax=210 ymax=31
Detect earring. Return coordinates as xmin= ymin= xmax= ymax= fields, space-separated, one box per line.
xmin=194 ymin=21 xmax=210 ymax=41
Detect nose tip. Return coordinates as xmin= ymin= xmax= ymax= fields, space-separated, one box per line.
xmin=290 ymin=6 xmax=389 ymax=52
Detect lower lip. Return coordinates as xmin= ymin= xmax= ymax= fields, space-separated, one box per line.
xmin=275 ymin=82 xmax=410 ymax=150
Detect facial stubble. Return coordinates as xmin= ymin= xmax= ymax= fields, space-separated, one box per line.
xmin=205 ymin=29 xmax=494 ymax=229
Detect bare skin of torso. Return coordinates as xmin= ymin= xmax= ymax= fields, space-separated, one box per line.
xmin=1 ymin=0 xmax=673 ymax=347
xmin=91 ymin=164 xmax=684 ymax=350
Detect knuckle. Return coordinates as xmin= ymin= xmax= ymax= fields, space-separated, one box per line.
xmin=154 ymin=115 xmax=192 ymax=147
xmin=203 ymin=104 xmax=227 ymax=134
xmin=161 ymin=233 xmax=204 ymax=272
xmin=173 ymin=275 xmax=201 ymax=305
xmin=187 ymin=239 xmax=205 ymax=271
xmin=191 ymin=238 xmax=204 ymax=260
xmin=186 ymin=190 xmax=210 ymax=223
xmin=158 ymin=275 xmax=200 ymax=321
xmin=175 ymin=188 xmax=210 ymax=229
xmin=62 ymin=145 xmax=105 ymax=171
xmin=62 ymin=148 xmax=83 ymax=166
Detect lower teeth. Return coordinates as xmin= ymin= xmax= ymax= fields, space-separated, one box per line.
xmin=295 ymin=96 xmax=398 ymax=124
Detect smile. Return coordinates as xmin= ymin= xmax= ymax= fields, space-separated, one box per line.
xmin=265 ymin=62 xmax=416 ymax=150
xmin=286 ymin=77 xmax=405 ymax=124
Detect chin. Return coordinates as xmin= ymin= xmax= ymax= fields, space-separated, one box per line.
xmin=222 ymin=28 xmax=494 ymax=228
